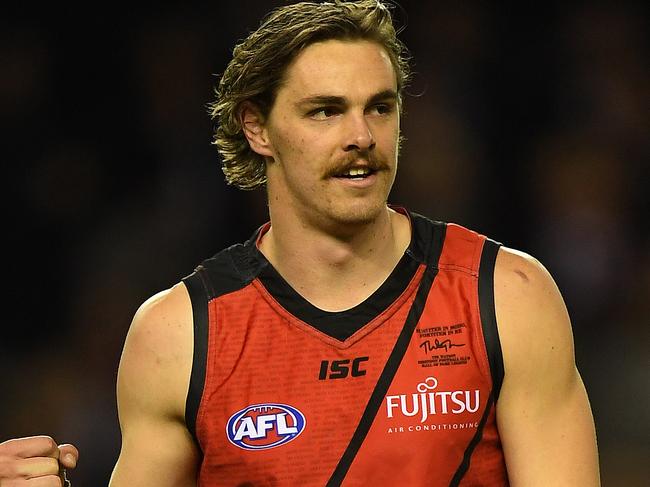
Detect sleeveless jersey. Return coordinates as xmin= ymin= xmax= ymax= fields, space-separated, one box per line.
xmin=182 ymin=210 xmax=509 ymax=486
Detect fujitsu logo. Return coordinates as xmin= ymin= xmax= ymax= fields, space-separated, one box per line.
xmin=385 ymin=377 xmax=480 ymax=423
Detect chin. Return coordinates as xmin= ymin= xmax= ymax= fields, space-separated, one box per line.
xmin=327 ymin=200 xmax=387 ymax=227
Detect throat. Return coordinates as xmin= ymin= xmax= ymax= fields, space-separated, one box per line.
xmin=258 ymin=208 xmax=411 ymax=312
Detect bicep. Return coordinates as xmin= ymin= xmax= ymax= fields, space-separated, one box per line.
xmin=110 ymin=284 xmax=200 ymax=487
xmin=497 ymin=366 xmax=598 ymax=486
xmin=494 ymin=247 xmax=600 ymax=486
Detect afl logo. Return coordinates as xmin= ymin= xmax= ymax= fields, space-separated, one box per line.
xmin=226 ymin=403 xmax=306 ymax=450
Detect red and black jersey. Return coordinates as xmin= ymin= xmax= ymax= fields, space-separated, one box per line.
xmin=182 ymin=209 xmax=509 ymax=486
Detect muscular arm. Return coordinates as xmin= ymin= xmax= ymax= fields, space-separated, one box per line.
xmin=109 ymin=283 xmax=200 ymax=487
xmin=494 ymin=247 xmax=600 ymax=486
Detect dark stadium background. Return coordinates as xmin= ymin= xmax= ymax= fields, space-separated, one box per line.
xmin=2 ymin=1 xmax=648 ymax=484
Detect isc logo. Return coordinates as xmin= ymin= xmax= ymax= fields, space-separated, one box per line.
xmin=318 ymin=356 xmax=369 ymax=380
xmin=226 ymin=403 xmax=306 ymax=450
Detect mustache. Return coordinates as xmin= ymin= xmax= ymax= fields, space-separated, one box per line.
xmin=325 ymin=150 xmax=390 ymax=178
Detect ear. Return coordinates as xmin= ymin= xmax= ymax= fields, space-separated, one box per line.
xmin=239 ymin=102 xmax=274 ymax=158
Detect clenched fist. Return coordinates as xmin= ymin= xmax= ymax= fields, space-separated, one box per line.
xmin=0 ymin=436 xmax=78 ymax=486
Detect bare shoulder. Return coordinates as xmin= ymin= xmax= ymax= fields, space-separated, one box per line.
xmin=494 ymin=246 xmax=572 ymax=336
xmin=128 ymin=282 xmax=193 ymax=353
xmin=493 ymin=245 xmax=576 ymax=387
xmin=118 ymin=282 xmax=194 ymax=420
xmin=494 ymin=245 xmax=560 ymax=303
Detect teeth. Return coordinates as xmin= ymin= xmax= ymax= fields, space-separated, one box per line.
xmin=343 ymin=167 xmax=370 ymax=177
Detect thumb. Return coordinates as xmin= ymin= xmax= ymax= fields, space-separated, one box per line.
xmin=57 ymin=444 xmax=79 ymax=469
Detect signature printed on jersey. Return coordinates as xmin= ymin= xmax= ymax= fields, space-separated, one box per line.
xmin=416 ymin=323 xmax=470 ymax=368
xmin=419 ymin=338 xmax=465 ymax=353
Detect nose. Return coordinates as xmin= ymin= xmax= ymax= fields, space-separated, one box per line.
xmin=344 ymin=113 xmax=376 ymax=152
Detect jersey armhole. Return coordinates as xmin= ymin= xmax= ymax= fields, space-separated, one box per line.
xmin=181 ymin=267 xmax=210 ymax=449
xmin=478 ymin=238 xmax=505 ymax=400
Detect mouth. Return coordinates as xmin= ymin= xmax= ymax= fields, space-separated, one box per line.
xmin=332 ymin=166 xmax=378 ymax=180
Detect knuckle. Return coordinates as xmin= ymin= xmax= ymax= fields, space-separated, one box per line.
xmin=26 ymin=435 xmax=57 ymax=453
xmin=41 ymin=436 xmax=58 ymax=453
xmin=44 ymin=456 xmax=60 ymax=472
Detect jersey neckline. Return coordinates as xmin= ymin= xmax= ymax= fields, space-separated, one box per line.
xmin=244 ymin=207 xmax=436 ymax=341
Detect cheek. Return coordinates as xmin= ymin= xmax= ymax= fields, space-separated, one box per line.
xmin=271 ymin=119 xmax=307 ymax=156
xmin=372 ymin=120 xmax=399 ymax=147
xmin=275 ymin=136 xmax=307 ymax=168
xmin=276 ymin=129 xmax=324 ymax=168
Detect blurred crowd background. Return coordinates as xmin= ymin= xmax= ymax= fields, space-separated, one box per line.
xmin=2 ymin=1 xmax=648 ymax=485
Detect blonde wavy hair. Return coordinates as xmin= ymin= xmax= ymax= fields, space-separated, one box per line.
xmin=209 ymin=0 xmax=411 ymax=190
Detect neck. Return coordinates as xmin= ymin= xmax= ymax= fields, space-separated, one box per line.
xmin=258 ymin=206 xmax=411 ymax=311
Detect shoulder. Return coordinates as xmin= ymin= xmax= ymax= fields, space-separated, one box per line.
xmin=494 ymin=246 xmax=568 ymax=332
xmin=127 ymin=282 xmax=193 ymax=365
xmin=493 ymin=246 xmax=576 ymax=381
xmin=117 ymin=282 xmax=194 ymax=420
xmin=130 ymin=282 xmax=193 ymax=337
xmin=494 ymin=246 xmax=556 ymax=301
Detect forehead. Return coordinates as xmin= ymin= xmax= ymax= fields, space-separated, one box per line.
xmin=278 ymin=39 xmax=397 ymax=101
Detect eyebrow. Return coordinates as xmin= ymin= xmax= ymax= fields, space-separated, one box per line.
xmin=296 ymin=89 xmax=398 ymax=108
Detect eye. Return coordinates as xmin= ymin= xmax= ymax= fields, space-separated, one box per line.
xmin=368 ymin=103 xmax=394 ymax=115
xmin=309 ymin=107 xmax=340 ymax=120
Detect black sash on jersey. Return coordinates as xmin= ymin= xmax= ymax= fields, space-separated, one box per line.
xmin=448 ymin=237 xmax=503 ymax=486
xmin=325 ymin=221 xmax=446 ymax=487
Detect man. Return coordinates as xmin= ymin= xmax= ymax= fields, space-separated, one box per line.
xmin=0 ymin=1 xmax=600 ymax=485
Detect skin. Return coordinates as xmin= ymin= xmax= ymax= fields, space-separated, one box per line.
xmin=2 ymin=39 xmax=600 ymax=486
xmin=0 ymin=436 xmax=78 ymax=486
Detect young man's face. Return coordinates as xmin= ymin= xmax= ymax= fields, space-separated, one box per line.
xmin=262 ymin=39 xmax=401 ymax=230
